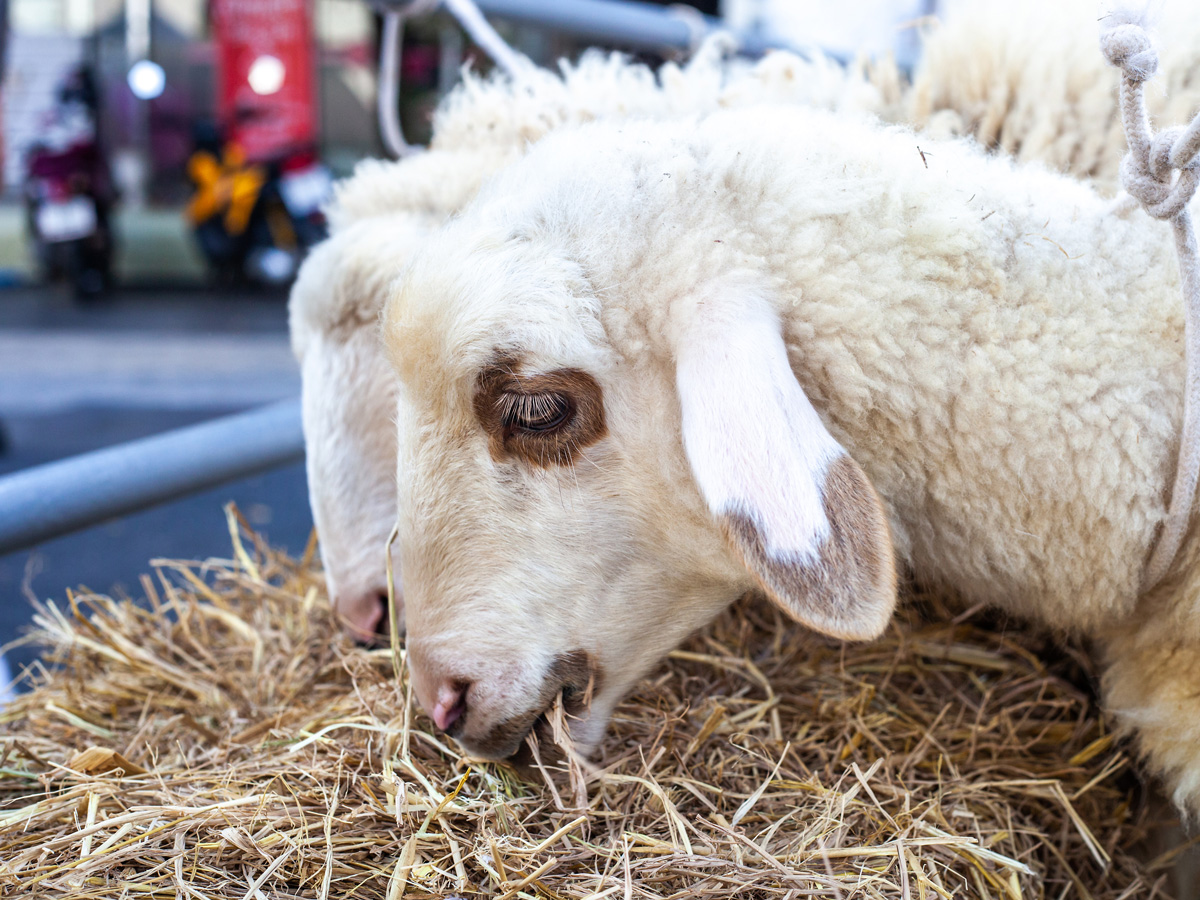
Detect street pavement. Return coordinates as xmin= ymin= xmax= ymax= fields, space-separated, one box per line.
xmin=0 ymin=283 xmax=314 ymax=692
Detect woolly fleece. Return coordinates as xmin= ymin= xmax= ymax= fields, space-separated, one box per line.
xmin=384 ymin=106 xmax=1200 ymax=811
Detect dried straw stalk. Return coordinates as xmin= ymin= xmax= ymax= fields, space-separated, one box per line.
xmin=0 ymin=508 xmax=1182 ymax=898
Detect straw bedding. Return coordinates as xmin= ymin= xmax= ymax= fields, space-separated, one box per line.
xmin=0 ymin=510 xmax=1184 ymax=898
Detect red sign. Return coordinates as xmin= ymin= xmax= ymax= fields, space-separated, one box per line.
xmin=212 ymin=0 xmax=317 ymax=162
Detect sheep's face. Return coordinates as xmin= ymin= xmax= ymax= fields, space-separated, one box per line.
xmin=290 ymin=217 xmax=433 ymax=643
xmin=299 ymin=324 xmax=401 ymax=642
xmin=385 ymin=233 xmax=896 ymax=760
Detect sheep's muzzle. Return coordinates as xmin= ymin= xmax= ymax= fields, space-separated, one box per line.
xmin=454 ymin=649 xmax=603 ymax=759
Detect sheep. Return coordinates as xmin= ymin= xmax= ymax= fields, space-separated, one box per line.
xmin=295 ymin=0 xmax=1200 ymax=642
xmin=908 ymin=0 xmax=1200 ymax=193
xmin=291 ymin=43 xmax=897 ymax=639
xmin=290 ymin=141 xmax=538 ymax=639
xmin=380 ymin=104 xmax=1200 ymax=815
xmin=289 ymin=211 xmax=436 ymax=640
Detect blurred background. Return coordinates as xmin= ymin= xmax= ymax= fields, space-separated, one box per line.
xmin=0 ymin=0 xmax=930 ymax=691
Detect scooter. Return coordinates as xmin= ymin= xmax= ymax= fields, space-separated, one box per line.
xmin=186 ymin=129 xmax=331 ymax=287
xmin=23 ymin=68 xmax=115 ymax=300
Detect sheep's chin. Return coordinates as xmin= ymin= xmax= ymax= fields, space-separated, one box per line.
xmin=454 ymin=685 xmax=611 ymax=765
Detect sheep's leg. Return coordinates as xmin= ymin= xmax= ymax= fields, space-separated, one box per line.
xmin=1098 ymin=607 xmax=1200 ymax=820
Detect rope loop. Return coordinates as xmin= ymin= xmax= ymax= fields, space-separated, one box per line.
xmin=1171 ymin=118 xmax=1200 ymax=171
xmin=373 ymin=0 xmax=530 ymax=158
xmin=1150 ymin=127 xmax=1181 ymax=180
xmin=1120 ymin=141 xmax=1199 ymax=222
xmin=1101 ymin=7 xmax=1200 ymax=590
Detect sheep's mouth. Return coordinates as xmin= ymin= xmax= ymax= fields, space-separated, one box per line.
xmin=536 ymin=679 xmax=593 ymax=739
xmin=506 ymin=710 xmax=557 ymax=770
xmin=464 ymin=693 xmax=565 ymax=762
xmin=508 ymin=686 xmax=587 ymax=770
xmin=469 ymin=651 xmax=603 ymax=762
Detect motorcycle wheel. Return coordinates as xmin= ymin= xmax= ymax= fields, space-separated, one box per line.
xmin=70 ymin=238 xmax=110 ymax=302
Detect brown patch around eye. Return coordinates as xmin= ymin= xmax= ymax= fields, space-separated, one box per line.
xmin=474 ymin=359 xmax=607 ymax=467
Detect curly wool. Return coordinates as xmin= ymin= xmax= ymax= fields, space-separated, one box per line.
xmin=908 ymin=0 xmax=1200 ymax=193
xmin=327 ymin=42 xmax=898 ymax=233
xmin=384 ymin=105 xmax=1200 ymax=810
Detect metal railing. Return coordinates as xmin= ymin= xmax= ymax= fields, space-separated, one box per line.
xmin=474 ymin=0 xmax=721 ymax=54
xmin=0 ymin=400 xmax=304 ymax=556
xmin=372 ymin=0 xmax=806 ymax=157
xmin=372 ymin=0 xmax=785 ymax=56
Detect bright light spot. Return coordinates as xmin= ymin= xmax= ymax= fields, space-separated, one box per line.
xmin=127 ymin=60 xmax=165 ymax=100
xmin=248 ymin=55 xmax=286 ymax=96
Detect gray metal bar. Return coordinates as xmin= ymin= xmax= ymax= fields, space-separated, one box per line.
xmin=0 ymin=399 xmax=305 ymax=556
xmin=473 ymin=0 xmax=810 ymax=57
xmin=473 ymin=0 xmax=716 ymax=53
xmin=370 ymin=0 xmax=803 ymax=57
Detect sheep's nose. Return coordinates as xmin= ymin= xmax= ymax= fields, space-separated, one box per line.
xmin=333 ymin=588 xmax=390 ymax=645
xmin=431 ymin=681 xmax=470 ymax=733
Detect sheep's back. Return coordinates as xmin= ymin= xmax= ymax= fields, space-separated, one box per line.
xmin=479 ymin=107 xmax=1186 ymax=630
xmin=909 ymin=0 xmax=1200 ymax=194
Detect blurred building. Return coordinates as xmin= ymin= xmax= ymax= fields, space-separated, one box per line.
xmin=1 ymin=0 xmax=933 ymax=204
xmin=1 ymin=0 xmax=380 ymax=201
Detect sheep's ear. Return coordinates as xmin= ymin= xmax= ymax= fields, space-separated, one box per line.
xmin=675 ymin=288 xmax=896 ymax=640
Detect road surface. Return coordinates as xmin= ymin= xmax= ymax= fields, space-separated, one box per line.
xmin=0 ymin=283 xmax=313 ymax=690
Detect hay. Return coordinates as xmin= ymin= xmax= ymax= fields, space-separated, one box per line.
xmin=0 ymin=509 xmax=1180 ymax=898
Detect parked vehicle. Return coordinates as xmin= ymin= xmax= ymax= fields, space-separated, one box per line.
xmin=186 ymin=126 xmax=331 ymax=287
xmin=23 ymin=67 xmax=116 ymax=299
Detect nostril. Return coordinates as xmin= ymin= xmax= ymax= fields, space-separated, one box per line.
xmin=370 ymin=590 xmax=391 ymax=641
xmin=432 ymin=681 xmax=469 ymax=733
xmin=336 ymin=589 xmax=391 ymax=646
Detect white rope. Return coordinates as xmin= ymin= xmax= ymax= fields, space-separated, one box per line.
xmin=1100 ymin=9 xmax=1200 ymax=590
xmin=375 ymin=0 xmax=529 ymax=159
xmin=378 ymin=9 xmax=424 ymax=158
xmin=442 ymin=0 xmax=529 ymax=78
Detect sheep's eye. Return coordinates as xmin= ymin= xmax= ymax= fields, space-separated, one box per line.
xmin=475 ymin=364 xmax=605 ymax=467
xmin=498 ymin=392 xmax=573 ymax=434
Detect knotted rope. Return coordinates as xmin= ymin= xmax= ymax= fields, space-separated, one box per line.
xmin=1101 ymin=9 xmax=1200 ymax=590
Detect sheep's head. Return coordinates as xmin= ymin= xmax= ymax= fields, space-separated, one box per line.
xmin=384 ymin=194 xmax=896 ymax=763
xmin=290 ymin=215 xmax=435 ymax=643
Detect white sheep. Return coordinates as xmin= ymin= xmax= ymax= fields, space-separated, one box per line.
xmin=908 ymin=0 xmax=1200 ymax=193
xmin=381 ymin=104 xmax=1200 ymax=816
xmin=294 ymin=0 xmax=1200 ymax=643
xmin=291 ymin=43 xmax=894 ymax=639
xmin=289 ymin=211 xmax=435 ymax=639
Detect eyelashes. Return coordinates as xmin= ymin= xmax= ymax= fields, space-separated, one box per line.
xmin=474 ymin=363 xmax=606 ymax=467
xmin=497 ymin=391 xmax=574 ymax=434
